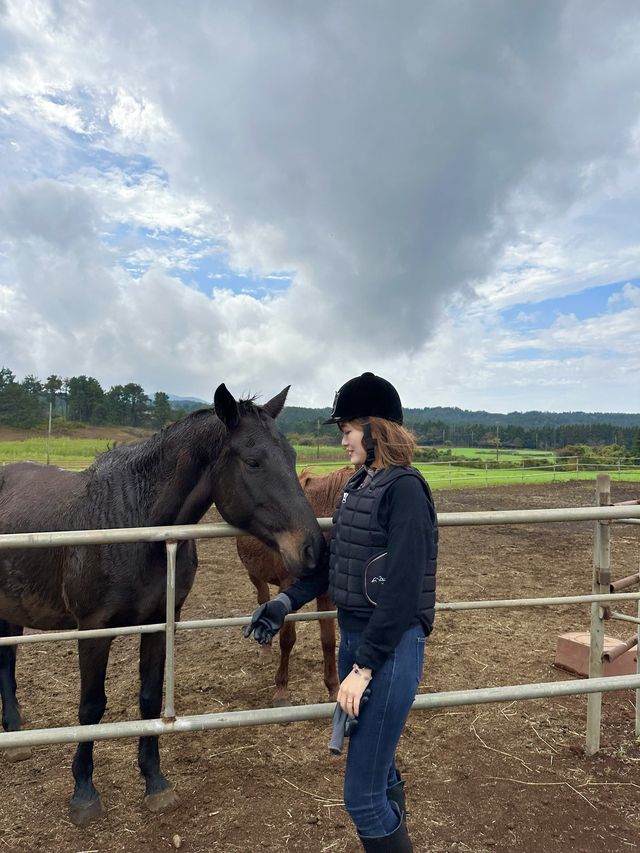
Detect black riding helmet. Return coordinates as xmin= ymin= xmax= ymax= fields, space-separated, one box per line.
xmin=323 ymin=372 xmax=403 ymax=425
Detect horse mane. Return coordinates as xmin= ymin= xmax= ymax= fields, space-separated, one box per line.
xmin=77 ymin=397 xmax=272 ymax=528
xmin=89 ymin=397 xmax=264 ymax=474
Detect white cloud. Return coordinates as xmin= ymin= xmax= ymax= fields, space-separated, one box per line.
xmin=30 ymin=95 xmax=88 ymax=135
xmin=1 ymin=1 xmax=640 ymax=411
xmin=108 ymin=89 xmax=171 ymax=145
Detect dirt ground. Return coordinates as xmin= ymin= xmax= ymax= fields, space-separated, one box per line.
xmin=1 ymin=480 xmax=639 ymax=853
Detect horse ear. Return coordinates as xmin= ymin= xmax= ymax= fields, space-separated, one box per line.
xmin=298 ymin=466 xmax=313 ymax=490
xmin=214 ymin=383 xmax=240 ymax=430
xmin=262 ymin=385 xmax=290 ymax=419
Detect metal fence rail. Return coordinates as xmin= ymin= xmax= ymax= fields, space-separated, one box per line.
xmin=3 ymin=591 xmax=640 ymax=647
xmin=0 ymin=492 xmax=639 ymax=753
xmin=0 ymin=673 xmax=637 ymax=750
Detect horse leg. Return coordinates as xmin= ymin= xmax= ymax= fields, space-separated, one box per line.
xmin=0 ymin=622 xmax=31 ymax=762
xmin=250 ymin=573 xmax=273 ymax=658
xmin=273 ymin=617 xmax=295 ymax=707
xmin=138 ymin=631 xmax=179 ymax=813
xmin=316 ymin=593 xmax=339 ymax=701
xmin=69 ymin=636 xmax=112 ymax=826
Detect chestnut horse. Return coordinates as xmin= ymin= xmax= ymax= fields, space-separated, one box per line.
xmin=0 ymin=384 xmax=324 ymax=826
xmin=237 ymin=465 xmax=354 ymax=705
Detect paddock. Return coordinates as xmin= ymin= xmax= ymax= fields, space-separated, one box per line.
xmin=1 ymin=480 xmax=639 ymax=852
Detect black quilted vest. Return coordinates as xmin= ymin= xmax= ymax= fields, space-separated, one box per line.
xmin=328 ymin=465 xmax=437 ymax=628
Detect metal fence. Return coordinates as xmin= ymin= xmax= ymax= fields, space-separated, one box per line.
xmin=0 ymin=477 xmax=639 ymax=754
xmin=425 ymin=456 xmax=640 ymax=487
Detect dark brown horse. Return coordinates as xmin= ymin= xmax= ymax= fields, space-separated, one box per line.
xmin=0 ymin=384 xmax=324 ymax=826
xmin=237 ymin=465 xmax=354 ymax=706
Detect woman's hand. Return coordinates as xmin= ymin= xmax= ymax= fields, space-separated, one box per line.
xmin=337 ymin=666 xmax=372 ymax=717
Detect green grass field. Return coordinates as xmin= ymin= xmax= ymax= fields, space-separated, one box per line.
xmin=2 ymin=438 xmax=639 ymax=489
xmin=0 ymin=437 xmax=116 ymax=468
xmin=292 ymin=445 xmax=640 ymax=489
xmin=295 ymin=444 xmax=554 ymax=463
xmin=299 ymin=460 xmax=640 ymax=489
xmin=413 ymin=463 xmax=640 ymax=489
xmin=445 ymin=446 xmax=552 ymax=462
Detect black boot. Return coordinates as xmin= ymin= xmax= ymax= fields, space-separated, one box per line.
xmin=386 ymin=779 xmax=406 ymax=816
xmin=358 ymin=813 xmax=413 ymax=852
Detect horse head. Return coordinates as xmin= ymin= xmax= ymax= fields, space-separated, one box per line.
xmin=212 ymin=383 xmax=325 ymax=578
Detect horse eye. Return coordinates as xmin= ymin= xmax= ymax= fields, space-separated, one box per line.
xmin=245 ymin=458 xmax=260 ymax=468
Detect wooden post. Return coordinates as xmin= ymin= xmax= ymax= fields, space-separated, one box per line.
xmin=46 ymin=401 xmax=52 ymax=465
xmin=637 ymin=594 xmax=640 ymax=739
xmin=586 ymin=474 xmax=611 ymax=755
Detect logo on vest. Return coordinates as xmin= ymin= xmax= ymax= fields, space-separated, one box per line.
xmin=364 ymin=552 xmax=388 ymax=605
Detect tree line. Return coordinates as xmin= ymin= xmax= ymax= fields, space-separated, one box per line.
xmin=2 ymin=366 xmax=639 ymax=452
xmin=408 ymin=405 xmax=640 ymax=429
xmin=0 ymin=367 xmax=202 ymax=430
xmin=278 ymin=408 xmax=640 ymax=451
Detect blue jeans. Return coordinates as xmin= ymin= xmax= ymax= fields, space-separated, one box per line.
xmin=339 ymin=623 xmax=426 ymax=838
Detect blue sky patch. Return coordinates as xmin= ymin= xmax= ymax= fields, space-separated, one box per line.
xmin=104 ymin=220 xmax=294 ymax=297
xmin=501 ymin=278 xmax=639 ymax=328
xmin=201 ymin=259 xmax=293 ymax=296
xmin=494 ymin=347 xmax=586 ymax=362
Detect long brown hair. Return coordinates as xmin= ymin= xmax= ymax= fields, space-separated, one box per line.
xmin=349 ymin=417 xmax=416 ymax=468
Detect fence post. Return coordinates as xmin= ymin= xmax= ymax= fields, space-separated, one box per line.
xmin=637 ymin=593 xmax=640 ymax=739
xmin=586 ymin=474 xmax=611 ymax=755
xmin=162 ymin=541 xmax=178 ymax=721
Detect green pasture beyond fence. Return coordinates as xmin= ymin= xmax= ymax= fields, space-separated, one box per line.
xmin=293 ymin=446 xmax=640 ymax=489
xmin=0 ymin=437 xmax=114 ymax=466
xmin=1 ymin=439 xmax=639 ymax=490
xmin=300 ymin=459 xmax=640 ymax=489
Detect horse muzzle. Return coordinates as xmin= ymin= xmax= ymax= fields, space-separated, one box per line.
xmin=275 ymin=528 xmax=326 ymax=578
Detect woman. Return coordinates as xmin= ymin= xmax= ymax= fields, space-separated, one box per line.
xmin=244 ymin=372 xmax=438 ymax=852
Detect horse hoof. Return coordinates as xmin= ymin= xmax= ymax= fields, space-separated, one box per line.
xmin=5 ymin=746 xmax=32 ymax=762
xmin=272 ymin=694 xmax=291 ymax=708
xmin=69 ymin=796 xmax=104 ymax=827
xmin=144 ymin=786 xmax=179 ymax=813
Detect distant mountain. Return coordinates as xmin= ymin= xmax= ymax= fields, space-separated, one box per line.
xmin=277 ymin=405 xmax=640 ymax=451
xmin=279 ymin=405 xmax=640 ymax=431
xmin=167 ymin=394 xmax=209 ymax=404
xmin=167 ymin=394 xmax=209 ymax=413
xmin=401 ymin=407 xmax=640 ymax=428
xmin=167 ymin=398 xmax=640 ymax=428
xmin=278 ymin=406 xmax=640 ymax=435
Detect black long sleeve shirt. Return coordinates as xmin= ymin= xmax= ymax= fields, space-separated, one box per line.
xmin=283 ymin=472 xmax=436 ymax=672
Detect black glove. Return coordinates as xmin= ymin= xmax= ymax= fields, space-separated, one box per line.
xmin=243 ymin=597 xmax=291 ymax=644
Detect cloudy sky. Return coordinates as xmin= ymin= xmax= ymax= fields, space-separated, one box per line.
xmin=1 ymin=1 xmax=639 ymax=413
